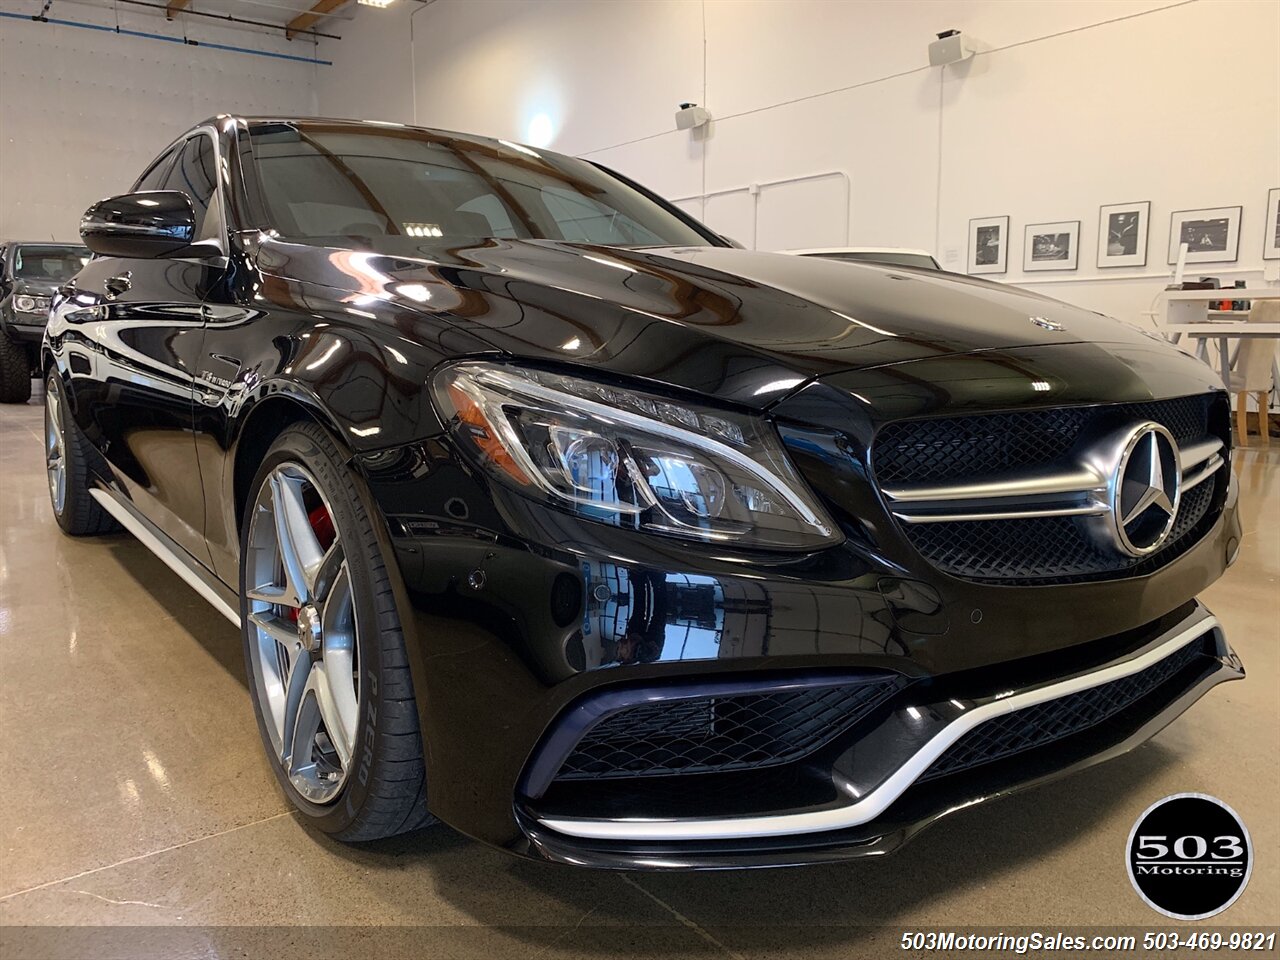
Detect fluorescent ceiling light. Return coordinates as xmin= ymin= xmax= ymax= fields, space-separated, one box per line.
xmin=357 ymin=0 xmax=395 ymax=7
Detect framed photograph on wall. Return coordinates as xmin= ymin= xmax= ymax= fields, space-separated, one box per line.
xmin=1167 ymin=206 xmax=1241 ymax=264
xmin=1264 ymin=188 xmax=1280 ymax=260
xmin=1097 ymin=201 xmax=1150 ymax=268
xmin=1023 ymin=220 xmax=1080 ymax=272
xmin=968 ymin=216 xmax=1009 ymax=275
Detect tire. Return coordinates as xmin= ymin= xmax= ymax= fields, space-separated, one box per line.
xmin=240 ymin=421 xmax=434 ymax=841
xmin=0 ymin=334 xmax=32 ymax=404
xmin=44 ymin=372 xmax=118 ymax=536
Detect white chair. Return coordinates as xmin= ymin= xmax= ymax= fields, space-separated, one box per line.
xmin=1228 ymin=300 xmax=1278 ymax=446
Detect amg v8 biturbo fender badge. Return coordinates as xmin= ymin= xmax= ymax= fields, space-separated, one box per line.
xmin=1108 ymin=422 xmax=1182 ymax=557
xmin=1029 ymin=315 xmax=1064 ymax=331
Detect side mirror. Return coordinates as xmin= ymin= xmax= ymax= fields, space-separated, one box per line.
xmin=80 ymin=191 xmax=196 ymax=259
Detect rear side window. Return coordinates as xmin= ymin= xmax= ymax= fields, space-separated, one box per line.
xmin=163 ymin=136 xmax=218 ymax=236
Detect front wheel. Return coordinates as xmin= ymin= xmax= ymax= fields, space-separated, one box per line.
xmin=240 ymin=422 xmax=434 ymax=840
xmin=0 ymin=335 xmax=32 ymax=403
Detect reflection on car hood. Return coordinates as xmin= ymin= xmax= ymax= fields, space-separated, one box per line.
xmin=258 ymin=237 xmax=1167 ymax=407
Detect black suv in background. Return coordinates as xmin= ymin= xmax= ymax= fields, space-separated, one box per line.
xmin=0 ymin=241 xmax=89 ymax=402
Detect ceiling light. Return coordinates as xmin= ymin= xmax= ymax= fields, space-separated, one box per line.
xmin=525 ymin=113 xmax=554 ymax=149
xmin=358 ymin=0 xmax=395 ymax=7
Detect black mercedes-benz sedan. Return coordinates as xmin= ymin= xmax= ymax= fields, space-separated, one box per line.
xmin=44 ymin=116 xmax=1243 ymax=869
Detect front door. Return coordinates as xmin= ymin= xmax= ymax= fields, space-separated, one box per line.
xmin=66 ymin=133 xmax=224 ymax=565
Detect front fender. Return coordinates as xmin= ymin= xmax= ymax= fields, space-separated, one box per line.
xmin=198 ymin=279 xmax=498 ymax=584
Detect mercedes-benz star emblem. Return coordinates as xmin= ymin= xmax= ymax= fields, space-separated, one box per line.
xmin=1111 ymin=422 xmax=1181 ymax=557
xmin=1029 ymin=316 xmax=1064 ymax=332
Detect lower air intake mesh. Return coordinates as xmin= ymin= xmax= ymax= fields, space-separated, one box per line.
xmin=921 ymin=634 xmax=1213 ymax=781
xmin=554 ymin=676 xmax=904 ymax=781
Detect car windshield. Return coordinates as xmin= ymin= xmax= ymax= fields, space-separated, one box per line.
xmin=13 ymin=246 xmax=89 ymax=282
xmin=806 ymin=251 xmax=939 ymax=269
xmin=249 ymin=124 xmax=712 ymax=248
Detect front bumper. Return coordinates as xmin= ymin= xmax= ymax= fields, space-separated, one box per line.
xmin=363 ymin=429 xmax=1242 ymax=868
xmin=1 ymin=310 xmax=48 ymax=343
xmin=517 ymin=601 xmax=1240 ymax=868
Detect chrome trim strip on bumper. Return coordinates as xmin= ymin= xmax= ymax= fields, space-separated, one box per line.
xmin=89 ymin=488 xmax=242 ymax=627
xmin=885 ymin=437 xmax=1224 ymax=525
xmin=537 ymin=608 xmax=1221 ymax=842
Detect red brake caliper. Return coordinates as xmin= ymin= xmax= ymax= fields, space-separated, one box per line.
xmin=286 ymin=505 xmax=335 ymax=624
xmin=309 ymin=504 xmax=336 ymax=551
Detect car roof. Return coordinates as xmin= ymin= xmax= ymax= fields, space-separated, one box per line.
xmin=209 ymin=115 xmax=534 ymax=155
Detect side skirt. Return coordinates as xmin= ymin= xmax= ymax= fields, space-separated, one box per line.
xmin=88 ymin=487 xmax=241 ymax=627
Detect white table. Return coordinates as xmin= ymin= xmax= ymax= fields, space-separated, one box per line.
xmin=1159 ymin=288 xmax=1280 ymax=397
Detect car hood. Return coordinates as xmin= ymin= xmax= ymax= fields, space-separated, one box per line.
xmin=8 ymin=278 xmax=60 ymax=297
xmin=257 ymin=237 xmax=1170 ymax=408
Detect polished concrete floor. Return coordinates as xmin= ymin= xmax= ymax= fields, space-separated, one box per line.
xmin=1 ymin=395 xmax=1277 ymax=958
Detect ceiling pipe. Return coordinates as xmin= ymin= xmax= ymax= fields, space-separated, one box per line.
xmin=112 ymin=0 xmax=343 ymax=39
xmin=0 ymin=9 xmax=333 ymax=63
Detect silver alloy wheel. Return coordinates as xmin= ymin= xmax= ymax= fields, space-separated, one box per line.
xmin=45 ymin=385 xmax=66 ymax=514
xmin=245 ymin=463 xmax=359 ymax=804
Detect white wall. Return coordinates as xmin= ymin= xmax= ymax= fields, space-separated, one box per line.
xmin=4 ymin=0 xmax=1273 ymax=329
xmin=0 ymin=0 xmax=321 ymax=242
xmin=314 ymin=0 xmax=414 ymax=124
xmin=316 ymin=0 xmax=1280 ymax=329
xmin=936 ymin=0 xmax=1279 ymax=324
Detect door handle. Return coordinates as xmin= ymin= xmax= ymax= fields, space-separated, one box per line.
xmin=104 ymin=273 xmax=132 ymax=299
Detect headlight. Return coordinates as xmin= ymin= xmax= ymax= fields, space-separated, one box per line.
xmin=433 ymin=362 xmax=840 ymax=550
xmin=14 ymin=295 xmax=38 ymax=313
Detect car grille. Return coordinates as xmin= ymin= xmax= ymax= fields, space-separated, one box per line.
xmin=921 ymin=634 xmax=1213 ymax=781
xmin=904 ymin=478 xmax=1217 ymax=583
xmin=872 ymin=395 xmax=1227 ymax=584
xmin=552 ymin=676 xmax=905 ymax=782
xmin=873 ymin=396 xmax=1212 ymax=486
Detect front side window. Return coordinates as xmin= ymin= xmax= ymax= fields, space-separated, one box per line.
xmin=134 ymin=145 xmax=180 ymax=192
xmin=248 ymin=124 xmax=713 ymax=248
xmin=13 ymin=246 xmax=90 ymax=282
xmin=163 ymin=136 xmax=219 ymax=237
